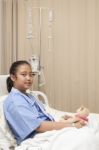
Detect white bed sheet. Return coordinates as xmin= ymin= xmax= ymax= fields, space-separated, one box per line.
xmin=15 ymin=107 xmax=99 ymax=150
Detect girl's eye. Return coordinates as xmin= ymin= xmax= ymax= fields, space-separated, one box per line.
xmin=21 ymin=73 xmax=34 ymax=77
xmin=31 ymin=73 xmax=35 ymax=76
xmin=21 ymin=74 xmax=27 ymax=77
xmin=29 ymin=73 xmax=35 ymax=77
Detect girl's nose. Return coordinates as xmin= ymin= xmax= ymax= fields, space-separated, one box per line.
xmin=26 ymin=74 xmax=31 ymax=80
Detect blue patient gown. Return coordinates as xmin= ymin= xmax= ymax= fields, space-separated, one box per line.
xmin=3 ymin=88 xmax=54 ymax=144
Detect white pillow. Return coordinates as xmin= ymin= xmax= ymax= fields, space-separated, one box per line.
xmin=0 ymin=95 xmax=16 ymax=149
xmin=0 ymin=128 xmax=14 ymax=150
xmin=0 ymin=75 xmax=9 ymax=96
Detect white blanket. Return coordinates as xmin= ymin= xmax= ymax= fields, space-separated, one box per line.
xmin=15 ymin=113 xmax=99 ymax=150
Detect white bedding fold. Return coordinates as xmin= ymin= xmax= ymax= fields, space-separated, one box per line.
xmin=15 ymin=127 xmax=99 ymax=150
xmin=15 ymin=113 xmax=99 ymax=150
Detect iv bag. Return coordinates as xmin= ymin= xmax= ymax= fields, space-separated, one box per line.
xmin=29 ymin=55 xmax=40 ymax=73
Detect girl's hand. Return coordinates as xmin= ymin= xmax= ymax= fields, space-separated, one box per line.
xmin=73 ymin=120 xmax=86 ymax=128
xmin=60 ymin=115 xmax=74 ymax=123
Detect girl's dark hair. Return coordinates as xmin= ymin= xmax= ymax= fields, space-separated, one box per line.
xmin=7 ymin=60 xmax=30 ymax=93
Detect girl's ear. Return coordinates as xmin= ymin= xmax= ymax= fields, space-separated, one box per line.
xmin=10 ymin=74 xmax=16 ymax=82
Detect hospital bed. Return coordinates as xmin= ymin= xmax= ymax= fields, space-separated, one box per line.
xmin=0 ymin=75 xmax=99 ymax=150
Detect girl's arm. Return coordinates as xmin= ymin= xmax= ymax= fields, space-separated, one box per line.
xmin=36 ymin=120 xmax=85 ymax=133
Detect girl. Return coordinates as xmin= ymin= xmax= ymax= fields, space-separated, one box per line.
xmin=3 ymin=60 xmax=85 ymax=145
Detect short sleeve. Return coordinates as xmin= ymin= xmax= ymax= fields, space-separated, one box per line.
xmin=5 ymin=101 xmax=43 ymax=142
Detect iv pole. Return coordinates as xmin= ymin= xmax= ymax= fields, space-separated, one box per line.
xmin=27 ymin=6 xmax=53 ymax=89
xmin=32 ymin=7 xmax=52 ymax=89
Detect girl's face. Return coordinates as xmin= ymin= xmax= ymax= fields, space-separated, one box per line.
xmin=11 ymin=64 xmax=34 ymax=93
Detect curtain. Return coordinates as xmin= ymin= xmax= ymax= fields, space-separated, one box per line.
xmin=0 ymin=0 xmax=18 ymax=74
